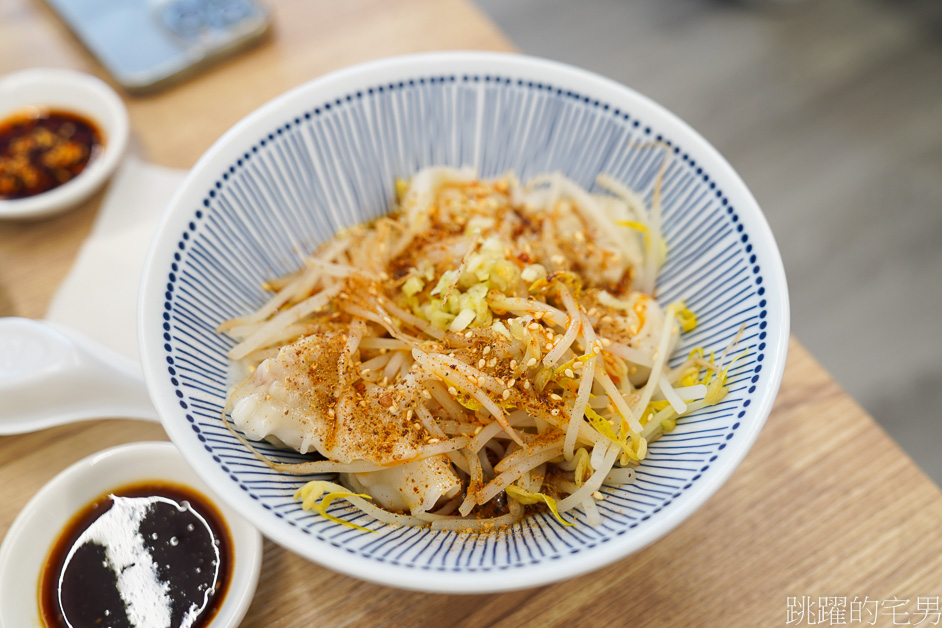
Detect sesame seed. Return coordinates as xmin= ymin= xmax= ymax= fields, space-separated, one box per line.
xmin=565 ymin=369 xmax=575 ymax=378
xmin=510 ymin=359 xmax=518 ymax=369
xmin=574 ymin=361 xmax=584 ymax=370
xmin=389 ymin=404 xmax=398 ymax=413
xmin=473 ymin=425 xmax=483 ymax=435
xmin=488 ymin=357 xmax=497 ymax=367
xmin=533 ymin=311 xmax=544 ymax=320
xmin=406 ymin=409 xmax=414 ymax=421
xmin=550 ymin=408 xmax=560 ymax=416
xmin=528 ymin=322 xmax=539 ymax=331
xmin=383 ymin=316 xmax=393 ymax=325
xmin=478 ymin=359 xmax=486 ymax=368
xmin=545 ymin=342 xmax=554 ymax=351
xmin=465 ymin=331 xmax=474 ymax=338
xmin=483 ymin=346 xmax=491 ymax=355
xmin=593 ymin=346 xmax=601 ymax=355
xmin=502 ymin=389 xmax=511 ymax=400
xmin=447 ymin=386 xmax=458 ymax=396
xmin=413 ymin=422 xmax=422 ymax=430
xmin=360 ymin=368 xmax=371 ymax=376
xmin=422 ymin=389 xmax=433 ymax=399
xmin=527 ymin=357 xmax=538 ymax=367
xmin=523 ymin=380 xmax=531 ymax=390
xmin=601 ymin=338 xmax=612 ymax=347
xmin=428 ymin=438 xmax=440 ymax=444
xmin=507 ymin=379 xmax=516 ymax=388
xmin=593 ymin=491 xmax=604 ymax=500
xmin=550 ymin=393 xmax=562 ymax=401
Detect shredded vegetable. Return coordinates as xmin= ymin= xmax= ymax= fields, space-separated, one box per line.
xmin=219 ymin=165 xmax=738 ymax=532
xmin=506 ymin=485 xmax=573 ymax=526
xmin=294 ymin=481 xmax=375 ymax=532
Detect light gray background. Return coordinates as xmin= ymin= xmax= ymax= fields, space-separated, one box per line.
xmin=476 ymin=0 xmax=942 ymax=484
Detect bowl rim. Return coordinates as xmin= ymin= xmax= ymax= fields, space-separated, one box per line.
xmin=0 ymin=67 xmax=129 ymax=220
xmin=0 ymin=441 xmax=263 ymax=627
xmin=139 ymin=50 xmax=790 ymax=593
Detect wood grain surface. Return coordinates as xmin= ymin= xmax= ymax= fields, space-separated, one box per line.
xmin=2 ymin=1 xmax=940 ymax=626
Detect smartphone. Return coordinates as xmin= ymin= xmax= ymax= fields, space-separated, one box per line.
xmin=41 ymin=0 xmax=271 ymax=94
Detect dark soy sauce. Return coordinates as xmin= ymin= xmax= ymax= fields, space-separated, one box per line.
xmin=39 ymin=481 xmax=232 ymax=628
xmin=0 ymin=108 xmax=103 ymax=200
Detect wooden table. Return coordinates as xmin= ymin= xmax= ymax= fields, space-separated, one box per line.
xmin=2 ymin=1 xmax=940 ymax=626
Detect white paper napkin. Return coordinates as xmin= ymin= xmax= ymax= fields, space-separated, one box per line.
xmin=46 ymin=155 xmax=188 ymax=362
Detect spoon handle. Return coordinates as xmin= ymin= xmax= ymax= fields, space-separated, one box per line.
xmin=0 ymin=317 xmax=159 ymax=434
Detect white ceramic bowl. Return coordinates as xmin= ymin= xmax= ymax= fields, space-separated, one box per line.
xmin=0 ymin=441 xmax=262 ymax=627
xmin=0 ymin=68 xmax=129 ymax=219
xmin=139 ymin=52 xmax=789 ymax=593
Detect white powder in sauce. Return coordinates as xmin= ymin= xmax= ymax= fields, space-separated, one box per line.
xmin=58 ymin=495 xmax=209 ymax=628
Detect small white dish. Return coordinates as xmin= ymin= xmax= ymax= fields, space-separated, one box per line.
xmin=0 ymin=68 xmax=129 ymax=219
xmin=0 ymin=441 xmax=262 ymax=628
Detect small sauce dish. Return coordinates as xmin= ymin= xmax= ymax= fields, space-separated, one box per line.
xmin=0 ymin=441 xmax=262 ymax=627
xmin=0 ymin=68 xmax=129 ymax=219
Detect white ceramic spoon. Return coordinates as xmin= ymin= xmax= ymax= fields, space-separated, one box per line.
xmin=0 ymin=317 xmax=159 ymax=434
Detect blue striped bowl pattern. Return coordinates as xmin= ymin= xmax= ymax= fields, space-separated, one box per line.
xmin=139 ymin=53 xmax=789 ymax=593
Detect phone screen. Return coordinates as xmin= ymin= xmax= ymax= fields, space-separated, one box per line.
xmin=43 ymin=0 xmax=270 ymax=93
